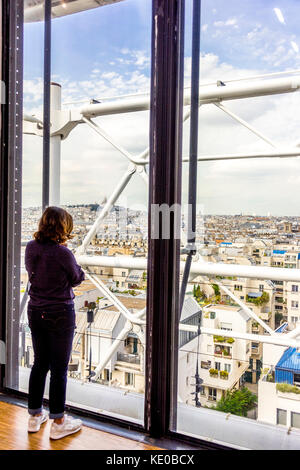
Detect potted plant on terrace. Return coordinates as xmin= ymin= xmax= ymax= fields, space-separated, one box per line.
xmin=209 ymin=368 xmax=219 ymax=377
xmin=220 ymin=370 xmax=229 ymax=380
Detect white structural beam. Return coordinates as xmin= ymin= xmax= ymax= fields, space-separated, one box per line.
xmin=23 ymin=114 xmax=43 ymax=125
xmin=179 ymin=324 xmax=300 ymax=348
xmin=182 ymin=149 xmax=300 ymax=162
xmin=76 ymin=255 xmax=300 ymax=283
xmin=82 ymin=117 xmax=139 ymax=165
xmin=76 ymin=165 xmax=136 ymax=255
xmin=214 ymin=102 xmax=277 ymax=148
xmin=49 ymin=83 xmax=62 ymax=205
xmin=84 ymin=271 xmax=144 ymax=325
xmin=285 ymin=326 xmax=300 ymax=339
xmin=92 ymin=321 xmax=133 ymax=381
xmin=80 ymin=76 xmax=300 ymax=118
xmin=214 ymin=280 xmax=274 ymax=335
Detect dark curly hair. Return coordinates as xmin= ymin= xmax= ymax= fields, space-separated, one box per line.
xmin=34 ymin=206 xmax=74 ymax=244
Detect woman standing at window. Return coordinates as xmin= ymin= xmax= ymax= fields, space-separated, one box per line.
xmin=25 ymin=206 xmax=85 ymax=440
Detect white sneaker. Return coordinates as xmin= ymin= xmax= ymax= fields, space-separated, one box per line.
xmin=50 ymin=415 xmax=82 ymax=440
xmin=28 ymin=409 xmax=49 ymax=432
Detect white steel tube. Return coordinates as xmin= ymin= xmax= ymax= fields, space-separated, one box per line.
xmin=179 ymin=324 xmax=300 ymax=348
xmin=214 ymin=103 xmax=276 ymax=148
xmin=182 ymin=149 xmax=300 ymax=162
xmin=82 ymin=117 xmax=137 ymax=164
xmin=215 ymin=281 xmax=274 ymax=335
xmin=50 ymin=83 xmax=62 ymax=206
xmin=85 ymin=271 xmax=144 ymax=325
xmin=91 ymin=321 xmax=133 ymax=382
xmin=76 ymin=255 xmax=300 ymax=283
xmin=80 ymin=76 xmax=300 ymax=118
xmin=76 ymin=165 xmax=136 ymax=255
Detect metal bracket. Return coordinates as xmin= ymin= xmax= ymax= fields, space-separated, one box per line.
xmin=181 ymin=243 xmax=197 ymax=256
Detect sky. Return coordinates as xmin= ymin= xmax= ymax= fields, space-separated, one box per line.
xmin=23 ymin=0 xmax=300 ymax=216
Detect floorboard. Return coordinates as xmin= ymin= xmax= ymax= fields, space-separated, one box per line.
xmin=0 ymin=401 xmax=161 ymax=451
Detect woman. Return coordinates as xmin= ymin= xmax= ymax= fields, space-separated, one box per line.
xmin=25 ymin=206 xmax=85 ymax=440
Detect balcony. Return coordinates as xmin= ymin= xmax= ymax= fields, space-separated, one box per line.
xmin=117 ymin=352 xmax=141 ymax=365
xmin=214 ymin=345 xmax=232 ymax=359
xmin=276 ymin=383 xmax=300 ymax=401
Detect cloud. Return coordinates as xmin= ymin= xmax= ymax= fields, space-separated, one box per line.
xmin=23 ymin=51 xmax=300 ymax=215
xmin=213 ymin=18 xmax=238 ymax=28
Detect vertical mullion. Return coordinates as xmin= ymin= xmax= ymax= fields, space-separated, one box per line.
xmin=145 ymin=0 xmax=185 ymax=438
xmin=42 ymin=0 xmax=51 ymax=211
xmin=0 ymin=0 xmax=9 ymax=387
xmin=1 ymin=0 xmax=24 ymax=389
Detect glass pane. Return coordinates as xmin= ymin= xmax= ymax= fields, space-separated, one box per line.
xmin=17 ymin=0 xmax=151 ymax=425
xmin=291 ymin=412 xmax=300 ymax=429
xmin=175 ymin=0 xmax=300 ymax=450
xmin=277 ymin=409 xmax=287 ymax=426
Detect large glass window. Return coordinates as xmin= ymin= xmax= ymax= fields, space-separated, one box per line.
xmin=175 ymin=0 xmax=300 ymax=450
xmin=16 ymin=0 xmax=151 ymax=426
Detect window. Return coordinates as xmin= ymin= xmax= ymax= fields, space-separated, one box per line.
xmin=259 ymin=285 xmax=264 ymax=292
xmin=215 ymin=362 xmax=221 ymax=371
xmin=291 ymin=301 xmax=299 ymax=309
xmin=208 ymin=388 xmax=217 ymax=402
xmin=292 ymin=285 xmax=298 ymax=292
xmin=291 ymin=412 xmax=300 ymax=429
xmin=291 ymin=316 xmax=299 ymax=324
xmin=104 ymin=369 xmax=110 ymax=382
xmin=277 ymin=409 xmax=287 ymax=426
xmin=294 ymin=373 xmax=300 ymax=385
xmin=210 ymin=311 xmax=216 ymax=319
xmin=224 ymin=364 xmax=231 ymax=373
xmin=125 ymin=373 xmax=135 ymax=387
xmin=201 ymin=361 xmax=211 ymax=370
xmin=220 ymin=322 xmax=232 ymax=331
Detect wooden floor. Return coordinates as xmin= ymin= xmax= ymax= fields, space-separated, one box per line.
xmin=0 ymin=401 xmax=161 ymax=451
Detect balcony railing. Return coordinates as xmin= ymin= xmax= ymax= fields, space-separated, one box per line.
xmin=117 ymin=352 xmax=140 ymax=365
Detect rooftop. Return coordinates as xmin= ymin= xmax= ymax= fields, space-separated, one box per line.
xmin=276 ymin=347 xmax=300 ymax=373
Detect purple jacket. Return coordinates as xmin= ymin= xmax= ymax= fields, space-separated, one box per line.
xmin=25 ymin=239 xmax=85 ymax=307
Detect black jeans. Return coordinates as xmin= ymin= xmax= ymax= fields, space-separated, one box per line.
xmin=27 ymin=303 xmax=76 ymax=419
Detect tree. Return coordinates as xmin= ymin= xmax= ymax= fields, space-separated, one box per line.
xmin=275 ymin=312 xmax=283 ymax=327
xmin=193 ymin=284 xmax=206 ymax=302
xmin=211 ymin=283 xmax=220 ymax=296
xmin=212 ymin=387 xmax=257 ymax=417
xmin=246 ymin=291 xmax=269 ymax=306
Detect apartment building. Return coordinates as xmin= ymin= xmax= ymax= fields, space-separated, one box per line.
xmin=258 ymin=338 xmax=300 ymax=430
xmin=194 ymin=305 xmax=251 ymax=407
